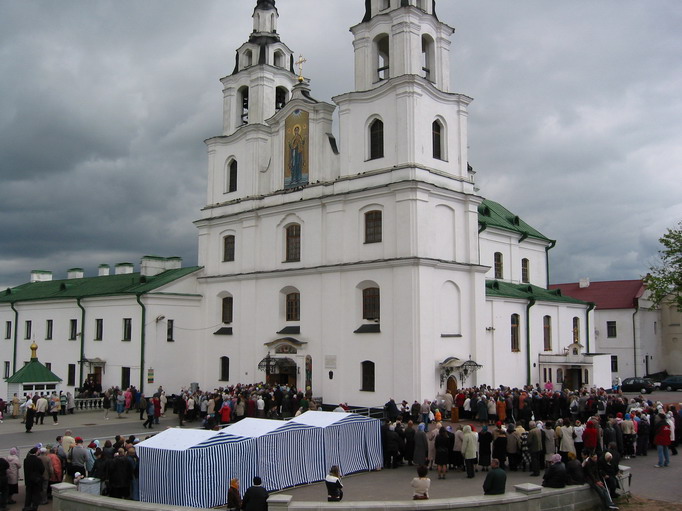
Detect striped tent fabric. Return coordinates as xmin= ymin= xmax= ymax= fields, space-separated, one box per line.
xmin=136 ymin=413 xmax=382 ymax=508
xmin=137 ymin=428 xmax=256 ymax=508
xmin=290 ymin=411 xmax=383 ymax=476
xmin=258 ymin=421 xmax=326 ymax=490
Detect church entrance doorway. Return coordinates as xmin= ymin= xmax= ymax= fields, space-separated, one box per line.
xmin=564 ymin=368 xmax=583 ymax=391
xmin=447 ymin=376 xmax=458 ymax=395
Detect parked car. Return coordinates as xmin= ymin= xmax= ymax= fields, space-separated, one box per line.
xmin=620 ymin=377 xmax=656 ymax=394
xmin=661 ymin=375 xmax=682 ymax=391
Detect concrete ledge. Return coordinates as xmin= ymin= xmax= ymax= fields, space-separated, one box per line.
xmin=515 ymin=483 xmax=543 ymax=494
xmin=52 ymin=483 xmax=602 ymax=511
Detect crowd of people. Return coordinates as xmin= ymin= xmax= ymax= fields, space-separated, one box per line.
xmin=381 ymin=384 xmax=679 ymax=510
xmin=0 ymin=428 xmax=145 ymax=510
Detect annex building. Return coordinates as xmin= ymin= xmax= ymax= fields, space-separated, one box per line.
xmin=1 ymin=0 xmax=611 ymax=406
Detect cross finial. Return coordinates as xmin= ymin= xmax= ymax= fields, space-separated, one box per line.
xmin=295 ymin=54 xmax=307 ymax=82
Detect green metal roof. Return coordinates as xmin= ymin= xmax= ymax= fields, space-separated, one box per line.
xmin=478 ymin=199 xmax=552 ymax=242
xmin=1 ymin=267 xmax=202 ymax=304
xmin=6 ymin=358 xmax=62 ymax=384
xmin=485 ymin=280 xmax=589 ymax=305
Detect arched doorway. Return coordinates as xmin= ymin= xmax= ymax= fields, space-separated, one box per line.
xmin=258 ymin=354 xmax=297 ymax=387
xmin=447 ymin=376 xmax=458 ymax=395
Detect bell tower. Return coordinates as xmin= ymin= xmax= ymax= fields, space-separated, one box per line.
xmin=219 ymin=0 xmax=299 ymax=135
xmin=352 ymin=0 xmax=453 ymax=92
xmin=334 ymin=0 xmax=473 ymax=188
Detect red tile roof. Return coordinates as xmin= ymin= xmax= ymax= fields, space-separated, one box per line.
xmin=549 ymin=280 xmax=645 ymax=310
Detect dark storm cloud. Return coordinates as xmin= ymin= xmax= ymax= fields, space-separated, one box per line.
xmin=1 ymin=0 xmax=681 ymax=288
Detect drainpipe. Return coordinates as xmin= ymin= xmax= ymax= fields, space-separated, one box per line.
xmin=77 ymin=298 xmax=86 ymax=388
xmin=586 ymin=302 xmax=595 ymax=353
xmin=136 ymin=294 xmax=146 ymax=393
xmin=526 ymin=298 xmax=536 ymax=386
xmin=545 ymin=240 xmax=557 ymax=288
xmin=632 ymin=298 xmax=639 ymax=377
xmin=10 ymin=302 xmax=18 ymax=374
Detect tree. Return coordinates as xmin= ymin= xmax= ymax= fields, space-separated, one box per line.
xmin=644 ymin=222 xmax=682 ymax=311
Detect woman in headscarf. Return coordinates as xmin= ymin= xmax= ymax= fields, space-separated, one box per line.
xmin=478 ymin=425 xmax=493 ymax=472
xmin=227 ymin=477 xmax=241 ymax=510
xmin=5 ymin=447 xmax=21 ymax=504
xmin=434 ymin=427 xmax=450 ymax=479
xmin=413 ymin=423 xmax=428 ymax=467
xmin=426 ymin=422 xmax=440 ymax=470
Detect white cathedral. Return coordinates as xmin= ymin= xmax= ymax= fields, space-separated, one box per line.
xmin=1 ymin=0 xmax=611 ymax=406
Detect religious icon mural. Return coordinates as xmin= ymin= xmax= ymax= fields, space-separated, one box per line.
xmin=284 ymin=109 xmax=309 ymax=188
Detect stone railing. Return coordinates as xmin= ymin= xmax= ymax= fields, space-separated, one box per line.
xmin=74 ymin=397 xmax=104 ymax=410
xmin=51 ymin=482 xmax=601 ymax=511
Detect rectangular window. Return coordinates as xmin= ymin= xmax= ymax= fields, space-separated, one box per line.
xmin=511 ymin=314 xmax=520 ymax=352
xmin=223 ymin=235 xmax=235 ymax=262
xmin=167 ymin=319 xmax=175 ymax=342
xmin=121 ymin=367 xmax=131 ymax=390
xmin=364 ymin=211 xmax=382 ymax=243
xmin=220 ymin=356 xmax=230 ymax=381
xmin=122 ymin=318 xmax=132 ymax=341
xmin=222 ymin=297 xmax=234 ymax=324
xmin=543 ymin=315 xmax=552 ymax=351
xmin=4 ymin=361 xmax=10 ymax=378
xmin=286 ymin=293 xmax=300 ymax=322
xmin=69 ymin=319 xmax=78 ymax=340
xmin=362 ymin=288 xmax=380 ymax=321
xmin=606 ymin=321 xmax=617 ymax=338
xmin=285 ymin=224 xmax=301 ymax=262
xmin=24 ymin=320 xmax=32 ymax=340
xmin=68 ymin=364 xmax=76 ymax=386
xmin=4 ymin=321 xmax=11 ymax=339
xmin=95 ymin=319 xmax=103 ymax=341
xmin=494 ymin=252 xmax=503 ymax=280
xmin=45 ymin=319 xmax=53 ymax=340
xmin=45 ymin=362 xmax=51 ymax=371
xmin=611 ymin=355 xmax=618 ymax=372
xmin=521 ymin=258 xmax=530 ymax=284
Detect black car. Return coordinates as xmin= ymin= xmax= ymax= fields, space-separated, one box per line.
xmin=661 ymin=375 xmax=682 ymax=391
xmin=620 ymin=377 xmax=656 ymax=394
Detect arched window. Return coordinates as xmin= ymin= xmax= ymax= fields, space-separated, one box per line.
xmin=375 ymin=34 xmax=390 ymax=81
xmin=243 ymin=49 xmax=253 ymax=68
xmin=422 ymin=34 xmax=435 ymax=81
xmin=275 ymin=86 xmax=288 ymax=110
xmin=369 ymin=119 xmax=384 ymax=160
xmin=363 ymin=287 xmax=380 ymax=321
xmin=432 ymin=120 xmax=444 ymax=160
xmin=227 ymin=160 xmax=238 ymax=193
xmin=239 ymin=86 xmax=249 ymax=125
xmin=543 ymin=315 xmax=552 ymax=351
xmin=521 ymin=258 xmax=530 ymax=283
xmin=572 ymin=317 xmax=580 ymax=343
xmin=364 ymin=210 xmax=382 ymax=243
xmin=361 ymin=361 xmax=375 ymax=392
xmin=220 ymin=356 xmax=230 ymax=381
xmin=223 ymin=235 xmax=235 ymax=262
xmin=556 ymin=368 xmax=564 ymax=383
xmin=222 ymin=296 xmax=233 ymax=324
xmin=494 ymin=252 xmax=503 ymax=279
xmin=511 ymin=314 xmax=520 ymax=352
xmin=285 ymin=224 xmax=301 ymax=262
xmin=286 ymin=292 xmax=300 ymax=321
xmin=274 ymin=50 xmax=285 ymax=68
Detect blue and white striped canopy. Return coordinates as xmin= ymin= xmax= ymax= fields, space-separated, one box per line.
xmin=136 ymin=412 xmax=382 ymax=508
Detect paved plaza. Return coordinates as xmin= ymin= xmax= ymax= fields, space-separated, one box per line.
xmin=1 ymin=400 xmax=681 ymax=509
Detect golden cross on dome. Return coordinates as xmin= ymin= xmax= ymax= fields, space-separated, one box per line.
xmin=295 ymin=54 xmax=307 ymax=82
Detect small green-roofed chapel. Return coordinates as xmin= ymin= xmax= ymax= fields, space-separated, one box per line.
xmin=6 ymin=342 xmax=62 ymax=396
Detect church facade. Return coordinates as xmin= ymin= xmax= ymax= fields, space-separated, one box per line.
xmin=1 ymin=0 xmax=610 ymax=405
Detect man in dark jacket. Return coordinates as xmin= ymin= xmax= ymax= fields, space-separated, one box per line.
xmin=482 ymin=459 xmax=506 ymax=495
xmin=23 ymin=448 xmax=44 ymax=511
xmin=542 ymin=454 xmax=568 ymax=488
xmin=242 ymin=476 xmax=268 ymax=511
xmin=107 ymin=449 xmax=133 ymax=499
xmin=583 ymin=452 xmax=619 ymax=511
xmin=0 ymin=456 xmax=9 ymax=510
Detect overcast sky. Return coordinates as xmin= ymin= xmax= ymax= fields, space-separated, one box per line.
xmin=1 ymin=0 xmax=681 ymax=289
